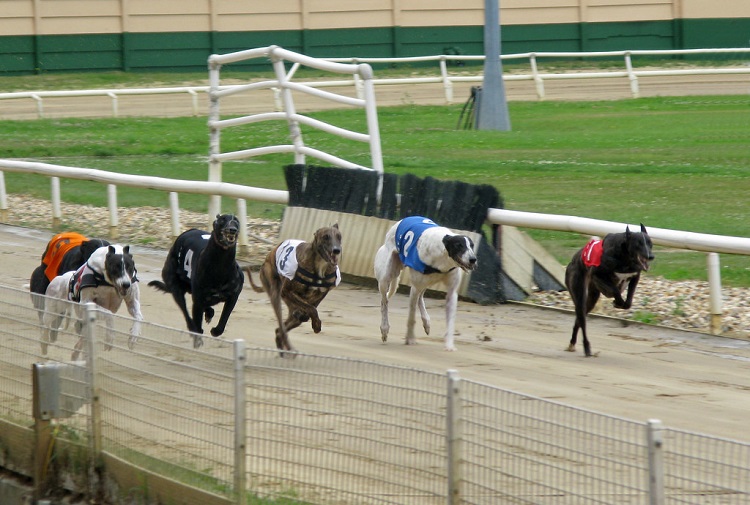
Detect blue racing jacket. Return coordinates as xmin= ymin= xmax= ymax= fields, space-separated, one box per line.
xmin=395 ymin=216 xmax=438 ymax=274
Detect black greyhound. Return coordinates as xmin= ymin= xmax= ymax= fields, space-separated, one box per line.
xmin=149 ymin=214 xmax=244 ymax=344
xmin=565 ymin=224 xmax=654 ymax=357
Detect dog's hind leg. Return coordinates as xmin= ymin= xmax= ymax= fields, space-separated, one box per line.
xmin=405 ymin=285 xmax=427 ymax=345
xmin=571 ymin=288 xmax=600 ymax=357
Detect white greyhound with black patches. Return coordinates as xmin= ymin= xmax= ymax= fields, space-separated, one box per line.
xmin=42 ymin=244 xmax=143 ymax=360
xmin=374 ymin=216 xmax=477 ymax=351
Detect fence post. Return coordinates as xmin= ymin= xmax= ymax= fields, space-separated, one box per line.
xmin=169 ymin=192 xmax=181 ymax=240
xmin=707 ymin=252 xmax=723 ymax=334
xmin=646 ymin=419 xmax=665 ymax=505
xmin=625 ymin=52 xmax=640 ymax=98
xmin=51 ymin=177 xmax=62 ymax=229
xmin=236 ymin=198 xmax=249 ymax=257
xmin=107 ymin=184 xmax=119 ymax=240
xmin=0 ymin=171 xmax=7 ymax=222
xmin=84 ymin=302 xmax=102 ymax=496
xmin=529 ymin=53 xmax=545 ymax=100
xmin=233 ymin=339 xmax=247 ymax=505
xmin=446 ymin=369 xmax=462 ymax=505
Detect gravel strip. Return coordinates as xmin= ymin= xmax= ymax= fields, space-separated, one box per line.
xmin=6 ymin=193 xmax=749 ymax=339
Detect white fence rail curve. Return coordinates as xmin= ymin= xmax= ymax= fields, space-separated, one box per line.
xmin=206 ymin=44 xmax=384 ymax=217
xmin=1 ymin=290 xmax=749 ymax=504
xmin=2 ymin=47 xmax=749 ymax=119
xmin=0 ymin=158 xmax=747 ymax=333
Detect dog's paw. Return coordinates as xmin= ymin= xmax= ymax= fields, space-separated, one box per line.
xmin=312 ymin=318 xmax=322 ymax=333
xmin=193 ymin=334 xmax=204 ymax=349
xmin=210 ymin=327 xmax=223 ymax=338
xmin=444 ymin=345 xmax=457 ymax=352
xmin=204 ymin=307 xmax=215 ymax=323
xmin=566 ymin=344 xmax=576 ymax=352
xmin=405 ymin=336 xmax=417 ymax=345
xmin=613 ymin=299 xmax=631 ymax=310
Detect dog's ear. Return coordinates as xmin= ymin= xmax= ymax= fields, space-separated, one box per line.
xmin=332 ymin=223 xmax=339 ymax=230
xmin=640 ymin=223 xmax=648 ymax=235
xmin=625 ymin=226 xmax=631 ymax=239
xmin=108 ymin=245 xmax=116 ymax=256
xmin=123 ymin=245 xmax=130 ymax=255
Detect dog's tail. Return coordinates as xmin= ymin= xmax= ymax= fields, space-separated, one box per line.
xmin=147 ymin=280 xmax=170 ymax=293
xmin=243 ymin=266 xmax=265 ymax=293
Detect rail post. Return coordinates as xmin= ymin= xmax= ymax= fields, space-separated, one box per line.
xmin=169 ymin=191 xmax=181 ymax=240
xmin=83 ymin=303 xmax=102 ymax=497
xmin=233 ymin=339 xmax=247 ymax=505
xmin=707 ymin=252 xmax=723 ymax=334
xmin=446 ymin=369 xmax=462 ymax=504
xmin=51 ymin=177 xmax=62 ymax=229
xmin=646 ymin=419 xmax=665 ymax=505
xmin=107 ymin=184 xmax=119 ymax=240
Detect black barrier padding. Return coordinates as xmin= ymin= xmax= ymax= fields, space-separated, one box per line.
xmin=284 ymin=164 xmax=307 ymax=206
xmin=467 ymin=237 xmax=506 ymax=304
xmin=421 ymin=177 xmax=441 ymax=219
xmin=398 ymin=173 xmax=423 ymax=218
xmin=343 ymin=170 xmax=376 ymax=215
xmin=467 ymin=184 xmax=501 ymax=234
xmin=379 ymin=173 xmax=398 ymax=219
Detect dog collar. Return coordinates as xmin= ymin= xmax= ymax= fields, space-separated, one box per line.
xmin=423 ymin=265 xmax=456 ymax=275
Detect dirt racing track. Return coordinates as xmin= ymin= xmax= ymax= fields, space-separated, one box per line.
xmin=3 ymin=223 xmax=750 ymax=445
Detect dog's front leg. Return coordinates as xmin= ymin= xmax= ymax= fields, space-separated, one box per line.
xmin=125 ymin=284 xmax=144 ymax=350
xmin=443 ymin=272 xmax=462 ymax=351
xmin=618 ymin=274 xmax=641 ymax=310
xmin=210 ymin=294 xmax=239 ymax=337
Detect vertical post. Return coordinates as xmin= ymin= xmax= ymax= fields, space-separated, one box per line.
xmin=169 ymin=192 xmax=181 ymax=240
xmin=359 ymin=64 xmax=384 ymax=206
xmin=707 ymin=252 xmax=723 ymax=334
xmin=32 ymin=363 xmax=52 ymax=501
xmin=646 ymin=419 xmax=665 ymax=505
xmin=84 ymin=303 xmax=102 ymax=497
xmin=439 ymin=57 xmax=454 ymax=104
xmin=529 ymin=53 xmax=545 ymax=100
xmin=208 ymin=57 xmax=223 ymax=221
xmin=0 ymin=171 xmax=8 ymax=222
xmin=271 ymin=48 xmax=306 ymax=166
xmin=233 ymin=339 xmax=247 ymax=505
xmin=107 ymin=184 xmax=119 ymax=240
xmin=446 ymin=369 xmax=462 ymax=505
xmin=236 ymin=199 xmax=249 ymax=257
xmin=625 ymin=52 xmax=640 ymax=98
xmin=477 ymin=0 xmax=511 ymax=131
xmin=51 ymin=177 xmax=61 ymax=229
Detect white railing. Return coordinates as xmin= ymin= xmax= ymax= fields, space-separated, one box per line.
xmin=206 ymin=45 xmax=384 ymax=217
xmin=0 ymin=158 xmax=747 ymax=334
xmin=2 ymin=48 xmax=748 ymax=119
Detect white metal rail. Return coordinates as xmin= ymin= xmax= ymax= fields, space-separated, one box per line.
xmin=206 ymin=45 xmax=384 ymax=217
xmin=2 ymin=48 xmax=748 ymax=118
xmin=0 ymin=158 xmax=747 ymax=333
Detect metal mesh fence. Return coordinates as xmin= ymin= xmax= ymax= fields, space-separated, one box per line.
xmin=663 ymin=428 xmax=750 ymax=504
xmin=242 ymin=349 xmax=447 ymax=504
xmin=1 ymin=283 xmax=749 ymax=504
xmin=459 ymin=380 xmax=647 ymax=504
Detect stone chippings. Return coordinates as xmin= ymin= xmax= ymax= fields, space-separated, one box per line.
xmin=6 ymin=194 xmax=750 ymax=339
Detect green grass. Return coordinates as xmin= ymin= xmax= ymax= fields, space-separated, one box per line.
xmin=2 ymin=92 xmax=750 ymax=286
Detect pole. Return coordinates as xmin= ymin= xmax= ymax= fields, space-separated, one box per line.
xmin=477 ymin=0 xmax=511 ymax=131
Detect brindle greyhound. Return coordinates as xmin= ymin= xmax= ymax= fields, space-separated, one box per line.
xmin=245 ymin=224 xmax=342 ymax=356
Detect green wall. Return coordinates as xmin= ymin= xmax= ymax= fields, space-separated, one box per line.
xmin=0 ymin=19 xmax=747 ymax=75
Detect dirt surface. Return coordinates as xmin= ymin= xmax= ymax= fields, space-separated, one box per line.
xmin=3 ymin=223 xmax=750 ymax=445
